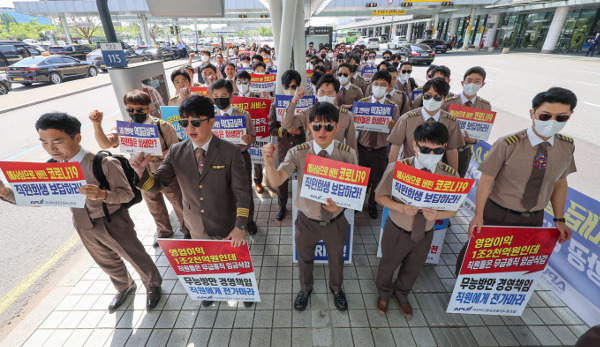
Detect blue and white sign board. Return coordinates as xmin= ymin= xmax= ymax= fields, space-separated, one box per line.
xmin=99 ymin=42 xmax=127 ymax=68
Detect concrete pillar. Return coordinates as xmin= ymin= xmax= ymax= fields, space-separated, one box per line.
xmin=139 ymin=15 xmax=151 ymax=45
xmin=208 ymin=20 xmax=212 ymax=38
xmin=193 ymin=20 xmax=198 ymax=45
xmin=484 ymin=14 xmax=500 ymax=49
xmin=406 ymin=22 xmax=413 ymax=42
xmin=450 ymin=17 xmax=459 ymax=36
xmin=462 ymin=7 xmax=477 ymax=49
xmin=541 ymin=6 xmax=569 ymax=53
xmin=293 ymin=0 xmax=307 ymax=89
xmin=433 ymin=14 xmax=440 ymax=39
xmin=59 ymin=14 xmax=73 ymax=45
xmin=392 ymin=23 xmax=398 ymax=37
xmin=268 ymin=0 xmax=282 ymax=60
xmin=277 ymin=0 xmax=296 ymax=95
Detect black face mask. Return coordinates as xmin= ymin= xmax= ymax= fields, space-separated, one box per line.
xmin=392 ymin=62 xmax=399 ymax=68
xmin=320 ymin=53 xmax=326 ymax=59
xmin=131 ymin=113 xmax=147 ymax=123
xmin=214 ymin=97 xmax=231 ymax=110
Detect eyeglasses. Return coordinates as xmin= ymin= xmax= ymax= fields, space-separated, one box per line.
xmin=423 ymin=94 xmax=443 ymax=102
xmin=126 ymin=107 xmax=148 ymax=114
xmin=401 ymin=70 xmax=413 ymax=74
xmin=337 ymin=73 xmax=349 ymax=78
xmin=179 ymin=118 xmax=209 ymax=128
xmin=236 ymin=80 xmax=249 ymax=85
xmin=311 ymin=123 xmax=335 ymax=132
xmin=536 ymin=112 xmax=571 ymax=122
xmin=285 ymin=84 xmax=298 ymax=90
xmin=416 ymin=143 xmax=446 ymax=155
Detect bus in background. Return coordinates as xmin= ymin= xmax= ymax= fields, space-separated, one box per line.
xmin=334 ymin=30 xmax=358 ymax=44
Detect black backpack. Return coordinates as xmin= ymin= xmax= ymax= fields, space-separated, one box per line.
xmin=92 ymin=150 xmax=143 ymax=222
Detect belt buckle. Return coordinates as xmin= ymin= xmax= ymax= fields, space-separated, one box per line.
xmin=319 ymin=221 xmax=328 ymax=226
xmin=522 ymin=212 xmax=533 ymax=217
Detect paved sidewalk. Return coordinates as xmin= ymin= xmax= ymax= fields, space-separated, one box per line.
xmin=1 ymin=185 xmax=590 ymax=346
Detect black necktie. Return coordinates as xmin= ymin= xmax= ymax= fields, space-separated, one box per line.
xmin=318 ymin=150 xmax=333 ymax=222
xmin=411 ymin=168 xmax=431 ymax=242
xmin=522 ymin=142 xmax=549 ymax=210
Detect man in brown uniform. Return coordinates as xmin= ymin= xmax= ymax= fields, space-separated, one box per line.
xmin=283 ymin=73 xmax=357 ymax=150
xmin=412 ymin=65 xmax=452 ymax=111
xmin=387 ymin=78 xmax=464 ymax=171
xmin=355 ymin=70 xmax=401 ymax=219
xmin=130 ymin=94 xmax=254 ymax=307
xmin=397 ymin=62 xmax=415 ymax=101
xmin=458 ymin=87 xmax=577 ymax=275
xmin=269 ymin=69 xmax=306 ymax=220
xmin=168 ymin=68 xmax=193 ymax=107
xmin=0 ymin=113 xmax=162 ymax=310
xmin=375 ymin=122 xmax=460 ymax=317
xmin=335 ymin=63 xmax=363 ymax=110
xmin=90 ymin=90 xmax=190 ymax=246
xmin=442 ymin=66 xmax=491 ymax=178
xmin=211 ymin=79 xmax=258 ymax=235
xmin=263 ymin=102 xmax=357 ymax=312
xmin=348 ymin=54 xmax=368 ymax=95
xmin=385 ymin=66 xmax=410 ymax=116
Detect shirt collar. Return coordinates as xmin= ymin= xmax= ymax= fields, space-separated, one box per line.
xmin=313 ymin=140 xmax=334 ymax=156
xmin=239 ymin=91 xmax=250 ymax=97
xmin=68 ymin=146 xmax=87 ymax=163
xmin=421 ymin=107 xmax=441 ymax=122
xmin=460 ymin=92 xmax=476 ymax=104
xmin=526 ymin=127 xmax=554 ymax=147
xmin=220 ymin=105 xmax=233 ymax=116
xmin=387 ymin=89 xmax=395 ymax=97
xmin=192 ymin=134 xmax=213 ymax=152
xmin=143 ymin=116 xmax=153 ymax=125
xmin=371 ymin=94 xmax=384 ymax=103
xmin=342 ymin=83 xmax=351 ymax=90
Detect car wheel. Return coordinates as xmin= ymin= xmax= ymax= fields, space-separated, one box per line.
xmin=49 ymin=72 xmax=62 ymax=84
xmin=425 ymin=62 xmax=432 ymax=65
xmin=22 ymin=82 xmax=33 ymax=87
xmin=88 ymin=66 xmax=98 ymax=77
xmin=0 ymin=82 xmax=7 ymax=95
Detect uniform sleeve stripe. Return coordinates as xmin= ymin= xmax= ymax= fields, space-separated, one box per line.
xmin=141 ymin=173 xmax=155 ymax=191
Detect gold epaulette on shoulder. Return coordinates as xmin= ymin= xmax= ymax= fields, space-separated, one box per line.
xmin=297 ymin=143 xmax=310 ymax=150
xmin=337 ymin=143 xmax=350 ymax=152
xmin=444 ymin=113 xmax=456 ymax=121
xmin=359 ymin=96 xmax=369 ymax=102
xmin=351 ymin=84 xmax=360 ymax=90
xmin=479 ymin=97 xmax=490 ymax=104
xmin=442 ymin=164 xmax=456 ymax=175
xmin=556 ymin=134 xmax=574 ymax=143
xmin=385 ymin=98 xmax=397 ymax=105
xmin=448 ymin=94 xmax=460 ymax=100
xmin=407 ymin=111 xmax=419 ymax=117
xmin=504 ymin=134 xmax=521 ymax=145
xmin=357 ymin=75 xmax=365 ymax=80
xmin=414 ymin=86 xmax=423 ymax=91
xmin=339 ymin=107 xmax=348 ymax=113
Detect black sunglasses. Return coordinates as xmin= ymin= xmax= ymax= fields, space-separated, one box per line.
xmin=236 ymin=80 xmax=249 ymax=85
xmin=285 ymin=85 xmax=298 ymax=90
xmin=401 ymin=69 xmax=413 ymax=74
xmin=537 ymin=113 xmax=570 ymax=122
xmin=179 ymin=118 xmax=209 ymax=128
xmin=126 ymin=107 xmax=148 ymax=114
xmin=311 ymin=123 xmax=335 ymax=132
xmin=423 ymin=94 xmax=443 ymax=102
xmin=337 ymin=73 xmax=349 ymax=78
xmin=417 ymin=143 xmax=446 ymax=155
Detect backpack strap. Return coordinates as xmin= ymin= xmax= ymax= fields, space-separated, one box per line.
xmin=93 ymin=151 xmax=112 ymax=222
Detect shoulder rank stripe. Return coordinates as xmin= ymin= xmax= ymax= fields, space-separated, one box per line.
xmin=479 ymin=97 xmax=490 ymax=104
xmin=556 ymin=134 xmax=574 ymax=143
xmin=351 ymin=84 xmax=360 ymax=90
xmin=444 ymin=113 xmax=456 ymax=121
xmin=360 ymin=97 xmax=370 ymax=102
xmin=337 ymin=143 xmax=350 ymax=152
xmin=504 ymin=135 xmax=521 ymax=145
xmin=407 ymin=111 xmax=420 ymax=117
xmin=141 ymin=173 xmax=155 ymax=191
xmin=339 ymin=107 xmax=348 ymax=113
xmin=399 ymin=159 xmax=410 ymax=165
xmin=236 ymin=208 xmax=249 ymax=217
xmin=443 ymin=165 xmax=456 ymax=175
xmin=297 ymin=143 xmax=310 ymax=150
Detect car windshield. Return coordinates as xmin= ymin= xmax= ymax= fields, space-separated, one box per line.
xmin=89 ymin=49 xmax=102 ymax=55
xmin=11 ymin=56 xmax=46 ymax=66
xmin=49 ymin=47 xmax=66 ymax=52
xmin=412 ymin=45 xmax=431 ymax=51
xmin=369 ymin=38 xmax=379 ymax=42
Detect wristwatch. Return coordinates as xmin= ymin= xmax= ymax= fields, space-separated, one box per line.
xmin=237 ymin=225 xmax=247 ymax=230
xmin=553 ymin=218 xmax=566 ymax=223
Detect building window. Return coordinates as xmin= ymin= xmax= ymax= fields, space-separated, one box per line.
xmin=556 ymin=8 xmax=599 ymax=53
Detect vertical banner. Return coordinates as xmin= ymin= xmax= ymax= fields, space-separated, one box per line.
xmin=447 ymin=104 xmax=497 ymax=141
xmin=351 ymin=101 xmax=395 ymax=133
xmin=447 ymin=226 xmax=559 ymax=316
xmin=116 ymin=121 xmax=162 ymax=156
xmin=231 ymin=96 xmax=272 ymax=165
xmin=274 ymin=95 xmax=316 ymax=123
xmin=161 ymin=106 xmax=188 ymax=141
xmin=0 ymin=161 xmax=87 ymax=208
xmin=292 ymin=178 xmax=354 ymax=264
xmin=250 ymin=74 xmax=276 ymax=93
xmin=158 ymin=239 xmax=260 ymax=302
xmin=376 ymin=207 xmax=448 ymax=264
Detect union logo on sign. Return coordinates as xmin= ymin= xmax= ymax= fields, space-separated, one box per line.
xmin=388 ymin=0 xmax=394 ymax=4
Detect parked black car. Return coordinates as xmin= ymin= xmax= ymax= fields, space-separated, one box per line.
xmin=0 ymin=74 xmax=12 ymax=95
xmin=419 ymin=39 xmax=452 ymax=53
xmin=0 ymin=41 xmax=43 ymax=67
xmin=5 ymin=55 xmax=98 ymax=86
xmin=48 ymin=45 xmax=93 ymax=60
xmin=398 ymin=44 xmax=436 ymax=65
xmin=137 ymin=47 xmax=177 ymax=61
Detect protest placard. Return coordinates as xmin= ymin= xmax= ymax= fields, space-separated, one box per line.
xmin=0 ymin=161 xmax=87 ymax=208
xmin=231 ymin=96 xmax=272 ymax=164
xmin=274 ymin=95 xmax=316 ymax=122
xmin=352 ymin=101 xmax=395 ymax=133
xmin=391 ymin=162 xmax=474 ymax=211
xmin=448 ymin=104 xmax=497 ymax=141
xmin=447 ymin=226 xmax=559 ymax=316
xmin=362 ymin=66 xmax=377 ymax=82
xmin=212 ymin=116 xmax=247 ymax=145
xmin=116 ymin=121 xmax=162 ymax=156
xmin=190 ymin=86 xmax=209 ymax=96
xmin=160 ymin=106 xmax=188 ymax=141
xmin=159 ymin=239 xmax=260 ymax=302
xmin=300 ymin=154 xmax=370 ymax=211
xmin=250 ymin=73 xmax=276 ymax=93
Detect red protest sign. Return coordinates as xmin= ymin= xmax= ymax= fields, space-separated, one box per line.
xmin=231 ymin=96 xmax=272 ymax=137
xmin=190 ymin=86 xmax=209 ymax=96
xmin=448 ymin=104 xmax=497 ymax=141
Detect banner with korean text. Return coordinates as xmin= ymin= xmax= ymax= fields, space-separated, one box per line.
xmin=212 ymin=116 xmax=247 ymax=145
xmin=362 ymin=66 xmax=377 ymax=82
xmin=250 ymin=74 xmax=276 ymax=93
xmin=116 ymin=121 xmax=162 ymax=156
xmin=306 ymin=70 xmax=313 ymax=86
xmin=190 ymin=86 xmax=209 ymax=96
xmin=300 ymin=154 xmax=370 ymax=211
xmin=392 ymin=162 xmax=474 ymax=210
xmin=158 ymin=239 xmax=260 ymax=302
xmin=352 ymin=101 xmax=395 ymax=133
xmin=275 ymin=95 xmax=316 ymax=123
xmin=231 ymin=96 xmax=272 ymax=165
xmin=448 ymin=226 xmax=559 ymax=316
xmin=448 ymin=104 xmax=497 ymax=141
xmin=161 ymin=106 xmax=188 ymax=141
xmin=0 ymin=161 xmax=87 ymax=208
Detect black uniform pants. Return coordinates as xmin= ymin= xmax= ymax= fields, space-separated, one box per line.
xmin=242 ymin=151 xmax=255 ymax=223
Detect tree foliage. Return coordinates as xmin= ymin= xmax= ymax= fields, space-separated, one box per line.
xmin=67 ymin=16 xmax=102 ymax=44
xmin=0 ymin=19 xmax=55 ymax=41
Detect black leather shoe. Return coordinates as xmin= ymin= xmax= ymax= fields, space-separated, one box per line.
xmin=243 ymin=301 xmax=254 ymax=308
xmin=183 ymin=234 xmax=192 ymax=239
xmin=108 ymin=282 xmax=136 ymax=310
xmin=153 ymin=232 xmax=173 ymax=247
xmin=368 ymin=205 xmax=378 ymax=219
xmin=330 ymin=287 xmax=348 ymax=311
xmin=276 ymin=207 xmax=286 ymax=221
xmin=248 ymin=220 xmax=258 ymax=235
xmin=294 ymin=289 xmax=312 ymax=311
xmin=201 ymin=300 xmax=214 ymax=307
xmin=146 ymin=286 xmax=161 ymax=309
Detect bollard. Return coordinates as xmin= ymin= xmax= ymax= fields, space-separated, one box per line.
xmin=502 ymin=48 xmax=510 ymax=54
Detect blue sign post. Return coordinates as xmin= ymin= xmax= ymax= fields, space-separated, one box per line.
xmin=99 ymin=42 xmax=127 ymax=68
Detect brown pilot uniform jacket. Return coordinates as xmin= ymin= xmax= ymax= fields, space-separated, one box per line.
xmin=386 ymin=89 xmax=410 ymax=116
xmin=396 ymin=79 xmax=413 ymax=101
xmin=136 ymin=136 xmax=252 ymax=239
xmin=356 ymin=96 xmax=401 ymax=150
xmin=351 ymin=74 xmax=368 ymax=95
xmin=335 ymin=84 xmax=363 ymax=109
xmin=268 ymin=103 xmax=305 ymax=163
xmin=283 ymin=102 xmax=357 ymax=150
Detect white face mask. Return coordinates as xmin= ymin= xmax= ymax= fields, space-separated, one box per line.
xmin=338 ymin=75 xmax=349 ymax=86
xmin=399 ymin=73 xmax=410 ymax=82
xmin=201 ymin=55 xmax=209 ymax=62
xmin=317 ymin=95 xmax=336 ymax=104
xmin=423 ymin=98 xmax=442 ymax=112
xmin=327 ymin=53 xmax=333 ymax=58
xmin=533 ymin=119 xmax=566 ymax=138
xmin=463 ymin=83 xmax=481 ymax=96
xmin=242 ymin=63 xmax=250 ymax=68
xmin=238 ymin=83 xmax=249 ymax=94
xmin=415 ymin=151 xmax=444 ymax=173
xmin=367 ymin=59 xmax=375 ymax=66
xmin=255 ymin=72 xmax=265 ymax=75
xmin=372 ymin=86 xmax=387 ymax=99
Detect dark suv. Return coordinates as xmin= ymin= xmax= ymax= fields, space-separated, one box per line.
xmin=0 ymin=41 xmax=43 ymax=67
xmin=48 ymin=45 xmax=93 ymax=60
xmin=419 ymin=40 xmax=452 ymax=53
